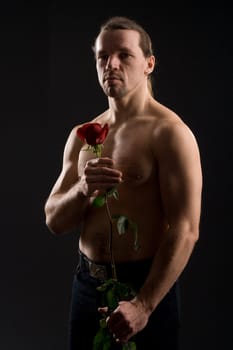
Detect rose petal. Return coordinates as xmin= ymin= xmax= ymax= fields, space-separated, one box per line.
xmin=77 ymin=122 xmax=109 ymax=146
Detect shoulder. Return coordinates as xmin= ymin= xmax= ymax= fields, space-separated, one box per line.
xmin=149 ymin=101 xmax=200 ymax=156
xmin=154 ymin=118 xmax=197 ymax=146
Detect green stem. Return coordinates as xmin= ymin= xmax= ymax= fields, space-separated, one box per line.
xmin=105 ymin=196 xmax=117 ymax=280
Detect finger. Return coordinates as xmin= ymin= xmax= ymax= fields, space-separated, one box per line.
xmin=85 ymin=166 xmax=122 ymax=179
xmin=87 ymin=159 xmax=123 ymax=177
xmin=98 ymin=306 xmax=108 ymax=315
xmin=87 ymin=181 xmax=122 ymax=189
xmin=87 ymin=168 xmax=122 ymax=178
xmin=88 ymin=157 xmax=114 ymax=167
xmin=85 ymin=177 xmax=123 ymax=188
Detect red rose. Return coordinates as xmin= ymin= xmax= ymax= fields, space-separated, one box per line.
xmin=77 ymin=123 xmax=109 ymax=146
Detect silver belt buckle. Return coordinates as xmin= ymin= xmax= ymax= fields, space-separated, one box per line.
xmin=88 ymin=261 xmax=107 ymax=281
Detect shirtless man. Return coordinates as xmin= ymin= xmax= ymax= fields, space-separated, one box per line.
xmin=44 ymin=16 xmax=202 ymax=350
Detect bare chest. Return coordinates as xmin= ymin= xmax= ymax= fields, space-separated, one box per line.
xmin=78 ymin=128 xmax=155 ymax=186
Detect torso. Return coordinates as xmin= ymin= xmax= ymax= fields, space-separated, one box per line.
xmin=78 ymin=102 xmax=179 ymax=263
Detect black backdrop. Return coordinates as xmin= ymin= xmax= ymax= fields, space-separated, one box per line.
xmin=0 ymin=2 xmax=232 ymax=349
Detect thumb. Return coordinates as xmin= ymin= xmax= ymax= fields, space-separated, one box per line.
xmin=98 ymin=306 xmax=109 ymax=315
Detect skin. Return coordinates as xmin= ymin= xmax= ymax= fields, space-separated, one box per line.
xmin=44 ymin=29 xmax=202 ymax=344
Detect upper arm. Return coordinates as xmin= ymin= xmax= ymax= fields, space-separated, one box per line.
xmin=48 ymin=126 xmax=82 ymax=196
xmin=154 ymin=122 xmax=203 ymax=234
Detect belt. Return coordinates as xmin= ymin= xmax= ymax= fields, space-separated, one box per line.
xmin=78 ymin=249 xmax=153 ymax=285
xmin=78 ymin=250 xmax=113 ymax=281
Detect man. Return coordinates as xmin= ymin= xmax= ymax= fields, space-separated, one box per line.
xmin=44 ymin=16 xmax=202 ymax=350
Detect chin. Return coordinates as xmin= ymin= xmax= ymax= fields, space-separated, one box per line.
xmin=105 ymin=87 xmax=125 ymax=98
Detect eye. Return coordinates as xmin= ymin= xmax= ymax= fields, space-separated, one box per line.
xmin=97 ymin=54 xmax=108 ymax=62
xmin=119 ymin=52 xmax=131 ymax=60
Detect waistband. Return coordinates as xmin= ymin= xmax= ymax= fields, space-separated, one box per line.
xmin=78 ymin=249 xmax=111 ymax=281
xmin=78 ymin=249 xmax=153 ymax=285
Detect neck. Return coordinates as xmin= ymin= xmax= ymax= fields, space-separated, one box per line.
xmin=107 ymin=91 xmax=154 ymax=123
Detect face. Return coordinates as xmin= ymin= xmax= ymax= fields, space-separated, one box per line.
xmin=95 ymin=29 xmax=153 ymax=98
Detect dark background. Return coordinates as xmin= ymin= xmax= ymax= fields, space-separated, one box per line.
xmin=0 ymin=2 xmax=232 ymax=349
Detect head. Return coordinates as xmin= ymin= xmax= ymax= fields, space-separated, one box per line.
xmin=92 ymin=16 xmax=156 ymax=97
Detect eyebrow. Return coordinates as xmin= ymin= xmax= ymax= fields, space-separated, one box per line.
xmin=97 ymin=47 xmax=134 ymax=55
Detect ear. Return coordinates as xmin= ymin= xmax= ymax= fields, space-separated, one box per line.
xmin=145 ymin=55 xmax=156 ymax=75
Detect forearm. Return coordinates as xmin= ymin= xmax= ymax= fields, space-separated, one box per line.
xmin=135 ymin=227 xmax=198 ymax=315
xmin=44 ymin=182 xmax=90 ymax=235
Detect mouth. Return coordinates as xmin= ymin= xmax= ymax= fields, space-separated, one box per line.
xmin=104 ymin=73 xmax=121 ymax=81
xmin=104 ymin=76 xmax=122 ymax=86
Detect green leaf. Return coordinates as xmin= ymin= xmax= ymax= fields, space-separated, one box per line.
xmin=106 ymin=187 xmax=119 ymax=200
xmin=116 ymin=216 xmax=129 ymax=235
xmin=106 ymin=289 xmax=118 ymax=311
xmin=96 ymin=278 xmax=116 ymax=292
xmin=103 ymin=337 xmax=112 ymax=350
xmin=92 ymin=327 xmax=107 ymax=350
xmin=99 ymin=318 xmax=107 ymax=329
xmin=93 ymin=327 xmax=113 ymax=350
xmin=129 ymin=221 xmax=140 ymax=251
xmin=92 ymin=195 xmax=106 ymax=207
xmin=122 ymin=341 xmax=137 ymax=350
xmin=112 ymin=188 xmax=119 ymax=200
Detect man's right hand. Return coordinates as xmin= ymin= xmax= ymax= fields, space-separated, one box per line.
xmin=79 ymin=157 xmax=123 ymax=197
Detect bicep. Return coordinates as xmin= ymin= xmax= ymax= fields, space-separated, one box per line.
xmin=157 ymin=125 xmax=202 ymax=230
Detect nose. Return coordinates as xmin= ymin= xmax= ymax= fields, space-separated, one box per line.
xmin=105 ymin=55 xmax=119 ymax=70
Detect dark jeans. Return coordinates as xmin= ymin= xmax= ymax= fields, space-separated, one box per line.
xmin=68 ymin=251 xmax=181 ymax=350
